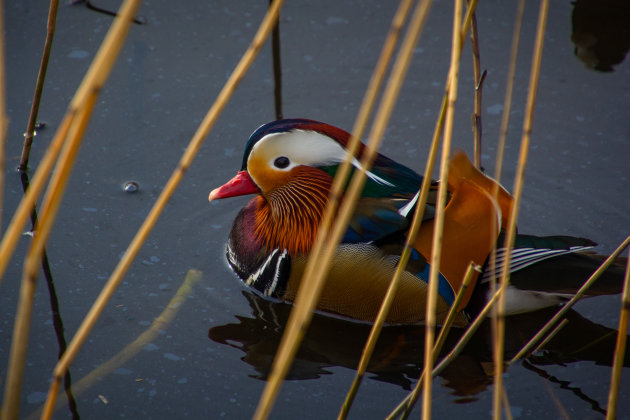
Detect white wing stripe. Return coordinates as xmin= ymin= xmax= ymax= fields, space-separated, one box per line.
xmin=481 ymin=245 xmax=594 ymax=282
xmin=398 ymin=191 xmax=419 ymax=217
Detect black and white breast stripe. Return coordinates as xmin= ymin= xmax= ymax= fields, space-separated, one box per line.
xmin=226 ymin=244 xmax=290 ymax=298
xmin=480 ymin=244 xmax=595 ymax=283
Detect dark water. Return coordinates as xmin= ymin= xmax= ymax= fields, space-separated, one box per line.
xmin=2 ymin=0 xmax=630 ymax=418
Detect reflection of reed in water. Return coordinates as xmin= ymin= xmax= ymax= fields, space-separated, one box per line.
xmin=209 ymin=291 xmax=629 ymax=410
xmin=2 ymin=0 xmax=630 ymax=419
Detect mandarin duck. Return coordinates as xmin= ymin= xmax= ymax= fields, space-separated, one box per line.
xmin=208 ymin=119 xmax=623 ymax=325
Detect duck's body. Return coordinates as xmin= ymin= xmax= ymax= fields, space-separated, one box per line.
xmin=209 ymin=119 xmax=622 ymax=325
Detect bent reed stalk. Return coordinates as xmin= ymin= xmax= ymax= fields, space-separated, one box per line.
xmin=2 ymin=2 xmax=626 ymax=420
xmin=19 ymin=0 xmax=61 ymax=171
xmin=422 ymin=1 xmax=464 ymax=419
xmin=2 ymin=0 xmax=142 ymax=417
xmin=29 ymin=270 xmax=201 ymax=420
xmin=343 ymin=1 xmax=480 ymax=417
xmin=254 ymin=1 xmax=435 ymax=419
xmin=606 ymin=250 xmax=630 ymax=420
xmin=39 ymin=0 xmax=285 ymax=418
xmin=493 ymin=1 xmax=549 ymax=419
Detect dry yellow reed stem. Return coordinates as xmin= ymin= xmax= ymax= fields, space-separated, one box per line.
xmin=338 ymin=83 xmax=442 ymax=420
xmin=1 ymin=91 xmax=98 ymax=420
xmin=327 ymin=0 xmax=415 ymax=267
xmin=507 ymin=234 xmax=630 ymax=366
xmin=337 ymin=2 xmax=437 ymax=417
xmin=253 ymin=1 xmax=434 ymax=419
xmin=27 ymin=269 xmax=201 ymax=420
xmin=502 ymin=388 xmax=514 ymax=420
xmin=493 ymin=0 xmax=526 ymax=188
xmin=398 ymin=264 xmax=479 ymax=420
xmin=41 ymin=1 xmax=284 ymax=417
xmin=422 ymin=2 xmax=463 ymax=419
xmin=3 ymin=0 xmax=141 ymax=416
xmin=385 ymin=99 xmax=450 ymax=420
xmin=606 ymin=249 xmax=630 ymax=420
xmin=380 ymin=4 xmax=483 ymax=418
xmin=493 ymin=2 xmax=549 ymax=419
xmin=290 ymin=0 xmax=416 ymax=367
xmin=27 ymin=92 xmax=96 ymax=279
xmin=488 ymin=0 xmax=526 ymax=349
xmin=340 ymin=8 xmax=482 ymax=412
xmin=0 ymin=112 xmax=72 ymax=284
xmin=530 ymin=318 xmax=569 ymax=355
xmin=0 ymin=0 xmax=142 ymax=285
xmin=432 ymin=283 xmax=502 ymax=376
xmin=310 ymin=0 xmax=415 ymax=300
xmin=386 ymin=272 xmax=505 ymax=420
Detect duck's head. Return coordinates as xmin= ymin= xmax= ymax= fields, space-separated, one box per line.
xmin=209 ymin=119 xmax=363 ymax=254
xmin=208 ymin=119 xmax=360 ymax=204
xmin=209 ymin=119 xmax=425 ymax=254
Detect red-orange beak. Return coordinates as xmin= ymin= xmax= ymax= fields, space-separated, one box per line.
xmin=208 ymin=170 xmax=260 ymax=202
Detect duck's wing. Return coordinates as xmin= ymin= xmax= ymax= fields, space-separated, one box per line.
xmin=333 ymin=153 xmax=438 ymax=244
xmin=481 ymin=234 xmax=598 ymax=284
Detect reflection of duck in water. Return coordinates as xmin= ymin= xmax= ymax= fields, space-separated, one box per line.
xmin=209 ymin=290 xmax=629 ymax=411
xmin=571 ymin=0 xmax=630 ymax=71
xmin=208 ymin=119 xmax=625 ymax=324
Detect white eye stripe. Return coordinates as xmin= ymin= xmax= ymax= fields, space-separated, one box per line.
xmin=250 ymin=129 xmax=396 ymax=186
xmin=251 ymin=130 xmax=348 ymax=167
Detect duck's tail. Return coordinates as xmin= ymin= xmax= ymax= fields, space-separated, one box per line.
xmin=466 ymin=234 xmax=626 ymax=315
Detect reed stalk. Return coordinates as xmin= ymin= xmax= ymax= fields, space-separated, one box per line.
xmin=32 ymin=270 xmax=201 ymax=420
xmin=19 ymin=0 xmax=60 ymax=171
xmin=338 ymin=78 xmax=441 ymax=419
xmin=0 ymin=112 xmax=72 ymax=284
xmin=493 ymin=0 xmax=526 ymax=188
xmin=1 ymin=89 xmax=98 ymax=420
xmin=377 ymin=4 xmax=484 ymax=418
xmin=269 ymin=0 xmax=283 ymax=120
xmin=421 ymin=2 xmax=463 ymax=419
xmin=488 ymin=0 xmax=526 ymax=350
xmin=508 ymin=234 xmax=630 ymax=365
xmin=335 ymin=1 xmax=425 ymax=417
xmin=40 ymin=1 xmax=284 ymax=417
xmin=383 ymin=95 xmax=450 ymax=420
xmin=12 ymin=2 xmax=71 ymax=406
xmin=343 ymin=10 xmax=481 ymax=414
xmin=502 ymin=388 xmax=514 ymax=420
xmin=253 ymin=1 xmax=434 ymax=419
xmin=0 ymin=0 xmax=142 ymax=285
xmin=399 ymin=264 xmax=479 ymax=420
xmin=387 ymin=273 xmax=506 ymax=420
xmin=340 ymin=18 xmax=481 ymax=411
xmin=493 ymin=2 xmax=549 ymax=419
xmin=433 ymin=283 xmax=501 ymax=376
xmin=530 ymin=319 xmax=569 ymax=355
xmin=606 ymin=249 xmax=630 ymax=420
xmin=2 ymin=0 xmax=142 ymax=416
xmin=466 ymin=0 xmax=482 ymax=169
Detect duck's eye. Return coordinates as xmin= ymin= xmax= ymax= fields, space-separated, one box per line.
xmin=273 ymin=156 xmax=290 ymax=169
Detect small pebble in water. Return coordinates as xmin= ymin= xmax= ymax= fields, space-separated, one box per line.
xmin=123 ymin=181 xmax=139 ymax=193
